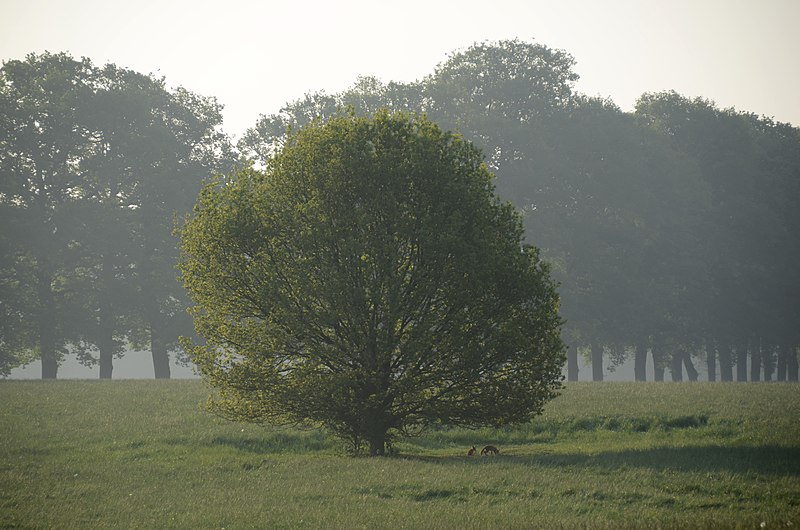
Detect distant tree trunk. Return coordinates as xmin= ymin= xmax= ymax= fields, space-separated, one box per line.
xmin=140 ymin=222 xmax=170 ymax=380
xmin=151 ymin=323 xmax=170 ymax=379
xmin=718 ymin=339 xmax=734 ymax=381
xmin=683 ymin=351 xmax=699 ymax=381
xmin=762 ymin=344 xmax=774 ymax=382
xmin=37 ymin=266 xmax=58 ymax=379
xmin=750 ymin=344 xmax=761 ymax=382
xmin=567 ymin=343 xmax=579 ymax=382
xmin=706 ymin=341 xmax=717 ymax=382
xmin=652 ymin=344 xmax=665 ymax=381
xmin=591 ymin=343 xmax=603 ymax=382
xmin=98 ymin=254 xmax=115 ymax=379
xmin=98 ymin=325 xmax=114 ymax=379
xmin=39 ymin=315 xmax=58 ymax=379
xmin=788 ymin=346 xmax=799 ymax=382
xmin=736 ymin=344 xmax=748 ymax=382
xmin=634 ymin=343 xmax=647 ymax=382
xmin=777 ymin=344 xmax=788 ymax=381
xmin=670 ymin=351 xmax=683 ymax=382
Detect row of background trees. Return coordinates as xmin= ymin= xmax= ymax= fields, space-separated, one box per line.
xmin=2 ymin=40 xmax=799 ymax=381
xmin=0 ymin=53 xmax=234 ymax=378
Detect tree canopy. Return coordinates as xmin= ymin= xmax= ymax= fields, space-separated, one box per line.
xmin=179 ymin=111 xmax=565 ymax=455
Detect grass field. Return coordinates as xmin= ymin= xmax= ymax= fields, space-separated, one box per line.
xmin=1 ymin=381 xmax=799 ymax=529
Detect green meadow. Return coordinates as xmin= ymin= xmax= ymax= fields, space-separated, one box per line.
xmin=2 ymin=381 xmax=798 ymax=529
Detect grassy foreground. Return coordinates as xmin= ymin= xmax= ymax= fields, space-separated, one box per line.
xmin=1 ymin=381 xmax=799 ymax=529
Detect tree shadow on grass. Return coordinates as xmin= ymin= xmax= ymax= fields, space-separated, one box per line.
xmin=507 ymin=445 xmax=799 ymax=476
xmin=400 ymin=445 xmax=800 ymax=476
xmin=206 ymin=433 xmax=800 ymax=477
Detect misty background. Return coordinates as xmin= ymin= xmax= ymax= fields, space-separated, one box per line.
xmin=2 ymin=1 xmax=799 ymax=381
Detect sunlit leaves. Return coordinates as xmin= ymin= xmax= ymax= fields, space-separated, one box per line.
xmin=180 ymin=111 xmax=565 ymax=454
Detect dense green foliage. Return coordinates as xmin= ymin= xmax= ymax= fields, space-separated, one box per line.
xmin=179 ymin=111 xmax=565 ymax=455
xmin=2 ymin=381 xmax=798 ymax=528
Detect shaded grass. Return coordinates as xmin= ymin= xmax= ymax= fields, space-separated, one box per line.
xmin=1 ymin=381 xmax=799 ymax=528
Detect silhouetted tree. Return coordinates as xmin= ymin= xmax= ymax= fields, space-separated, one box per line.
xmin=0 ymin=52 xmax=96 ymax=378
xmin=0 ymin=52 xmax=233 ymax=378
xmin=636 ymin=92 xmax=800 ymax=381
xmin=92 ymin=70 xmax=231 ymax=378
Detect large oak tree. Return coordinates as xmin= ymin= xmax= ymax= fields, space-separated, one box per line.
xmin=179 ymin=111 xmax=565 ymax=455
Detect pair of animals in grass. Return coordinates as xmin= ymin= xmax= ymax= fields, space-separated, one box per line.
xmin=467 ymin=445 xmax=499 ymax=457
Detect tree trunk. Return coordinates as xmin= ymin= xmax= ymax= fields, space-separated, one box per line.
xmin=777 ymin=344 xmax=788 ymax=381
xmin=750 ymin=345 xmax=761 ymax=382
xmin=670 ymin=351 xmax=683 ymax=382
xmin=98 ymin=326 xmax=114 ymax=379
xmin=634 ymin=342 xmax=647 ymax=382
xmin=591 ymin=343 xmax=603 ymax=382
xmin=683 ymin=351 xmax=699 ymax=381
xmin=736 ymin=344 xmax=748 ymax=382
xmin=706 ymin=341 xmax=717 ymax=382
xmin=364 ymin=408 xmax=389 ymax=456
xmin=368 ymin=433 xmax=386 ymax=456
xmin=762 ymin=344 xmax=774 ymax=382
xmin=567 ymin=343 xmax=579 ymax=382
xmin=98 ymin=254 xmax=115 ymax=379
xmin=37 ymin=266 xmax=58 ymax=379
xmin=788 ymin=346 xmax=799 ymax=382
xmin=151 ymin=324 xmax=170 ymax=379
xmin=39 ymin=317 xmax=58 ymax=379
xmin=139 ymin=211 xmax=170 ymax=379
xmin=718 ymin=339 xmax=734 ymax=382
xmin=652 ymin=344 xmax=665 ymax=381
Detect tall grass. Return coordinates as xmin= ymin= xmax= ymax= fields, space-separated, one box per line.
xmin=2 ymin=381 xmax=798 ymax=529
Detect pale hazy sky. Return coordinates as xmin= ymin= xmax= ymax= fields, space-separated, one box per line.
xmin=1 ymin=0 xmax=799 ymax=139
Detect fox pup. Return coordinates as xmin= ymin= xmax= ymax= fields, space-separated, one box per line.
xmin=467 ymin=446 xmax=477 ymax=457
xmin=480 ymin=445 xmax=499 ymax=456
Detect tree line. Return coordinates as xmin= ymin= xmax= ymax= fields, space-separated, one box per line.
xmin=2 ymin=40 xmax=799 ymax=380
xmin=0 ymin=52 xmax=234 ymax=378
